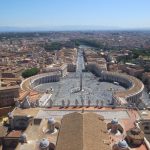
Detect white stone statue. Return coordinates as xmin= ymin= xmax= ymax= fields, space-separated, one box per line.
xmin=61 ymin=100 xmax=65 ymax=108
xmin=81 ymin=99 xmax=84 ymax=107
xmin=96 ymin=100 xmax=99 ymax=107
xmin=66 ymin=100 xmax=70 ymax=108
xmin=49 ymin=99 xmax=53 ymax=108
xmin=88 ymin=100 xmax=91 ymax=107
xmin=75 ymin=99 xmax=78 ymax=107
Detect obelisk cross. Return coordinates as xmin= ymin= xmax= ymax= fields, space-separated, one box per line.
xmin=80 ymin=73 xmax=82 ymax=91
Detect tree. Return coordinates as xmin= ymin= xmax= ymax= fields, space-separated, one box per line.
xmin=22 ymin=67 xmax=39 ymax=78
xmin=44 ymin=42 xmax=62 ymax=51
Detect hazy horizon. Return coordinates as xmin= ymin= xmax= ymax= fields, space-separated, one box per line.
xmin=0 ymin=25 xmax=150 ymax=32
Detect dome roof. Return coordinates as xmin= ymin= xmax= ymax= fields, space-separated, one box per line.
xmin=8 ymin=112 xmax=13 ymax=118
xmin=111 ymin=118 xmax=118 ymax=124
xmin=48 ymin=117 xmax=55 ymax=124
xmin=118 ymin=140 xmax=128 ymax=149
xmin=19 ymin=133 xmax=27 ymax=143
xmin=20 ymin=133 xmax=27 ymax=139
xmin=39 ymin=138 xmax=49 ymax=149
xmin=130 ymin=127 xmax=141 ymax=135
xmin=127 ymin=127 xmax=144 ymax=140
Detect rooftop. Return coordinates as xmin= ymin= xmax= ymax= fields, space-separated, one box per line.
xmin=4 ymin=107 xmax=149 ymax=150
xmin=56 ymin=112 xmax=111 ymax=150
xmin=0 ymin=85 xmax=20 ymax=91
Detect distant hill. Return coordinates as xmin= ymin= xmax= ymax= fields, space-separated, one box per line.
xmin=0 ymin=26 xmax=150 ymax=32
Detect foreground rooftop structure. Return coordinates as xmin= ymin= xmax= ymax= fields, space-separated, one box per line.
xmin=0 ymin=106 xmax=149 ymax=150
xmin=56 ymin=112 xmax=111 ymax=150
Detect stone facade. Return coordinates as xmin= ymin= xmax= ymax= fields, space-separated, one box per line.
xmin=0 ymin=86 xmax=19 ymax=107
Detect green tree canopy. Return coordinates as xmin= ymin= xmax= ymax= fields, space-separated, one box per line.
xmin=22 ymin=67 xmax=39 ymax=78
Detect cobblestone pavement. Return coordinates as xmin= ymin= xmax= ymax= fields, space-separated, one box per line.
xmin=34 ymin=72 xmax=125 ymax=106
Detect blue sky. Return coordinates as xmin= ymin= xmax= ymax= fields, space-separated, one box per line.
xmin=0 ymin=0 xmax=150 ymax=29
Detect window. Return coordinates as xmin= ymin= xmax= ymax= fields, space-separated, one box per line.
xmin=144 ymin=126 xmax=150 ymax=130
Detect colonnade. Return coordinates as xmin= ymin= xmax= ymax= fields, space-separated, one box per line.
xmin=31 ymin=73 xmax=60 ymax=88
xmin=101 ymin=71 xmax=144 ymax=105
